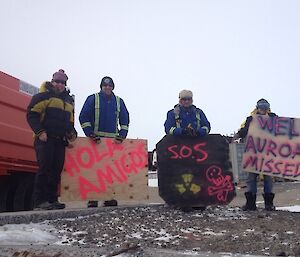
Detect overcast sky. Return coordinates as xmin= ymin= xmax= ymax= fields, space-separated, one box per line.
xmin=1 ymin=0 xmax=300 ymax=150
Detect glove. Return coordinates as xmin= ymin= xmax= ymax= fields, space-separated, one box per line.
xmin=198 ymin=128 xmax=207 ymax=137
xmin=182 ymin=128 xmax=189 ymax=135
xmin=187 ymin=124 xmax=197 ymax=137
xmin=114 ymin=135 xmax=124 ymax=144
xmin=66 ymin=131 xmax=77 ymax=142
xmin=89 ymin=133 xmax=101 ymax=144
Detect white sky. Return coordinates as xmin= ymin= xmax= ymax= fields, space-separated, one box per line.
xmin=1 ymin=0 xmax=300 ymax=150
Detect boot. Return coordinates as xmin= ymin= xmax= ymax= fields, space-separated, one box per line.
xmin=242 ymin=192 xmax=257 ymax=211
xmin=103 ymin=199 xmax=118 ymax=207
xmin=263 ymin=193 xmax=275 ymax=211
xmin=87 ymin=201 xmax=98 ymax=208
xmin=50 ymin=201 xmax=66 ymax=210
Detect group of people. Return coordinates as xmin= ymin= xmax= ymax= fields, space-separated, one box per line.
xmin=26 ymin=69 xmax=276 ymax=211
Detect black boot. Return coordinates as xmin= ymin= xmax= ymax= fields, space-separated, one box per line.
xmin=87 ymin=201 xmax=98 ymax=208
xmin=242 ymin=192 xmax=257 ymax=211
xmin=103 ymin=200 xmax=118 ymax=207
xmin=263 ymin=193 xmax=275 ymax=211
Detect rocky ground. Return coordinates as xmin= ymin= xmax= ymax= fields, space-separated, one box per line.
xmin=0 ymin=181 xmax=299 ymax=257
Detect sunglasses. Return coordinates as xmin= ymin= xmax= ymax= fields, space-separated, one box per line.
xmin=53 ymin=80 xmax=66 ymax=85
xmin=181 ymin=97 xmax=192 ymax=101
xmin=102 ymin=84 xmax=113 ymax=87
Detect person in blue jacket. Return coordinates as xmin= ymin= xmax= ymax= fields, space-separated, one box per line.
xmin=79 ymin=76 xmax=129 ymax=207
xmin=164 ymin=89 xmax=211 ymax=137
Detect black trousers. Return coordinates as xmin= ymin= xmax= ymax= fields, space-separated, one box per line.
xmin=33 ymin=137 xmax=66 ymax=206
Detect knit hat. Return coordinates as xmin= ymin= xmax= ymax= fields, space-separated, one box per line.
xmin=52 ymin=69 xmax=68 ymax=82
xmin=100 ymin=76 xmax=114 ymax=89
xmin=179 ymin=89 xmax=193 ymax=99
xmin=256 ymin=98 xmax=270 ymax=110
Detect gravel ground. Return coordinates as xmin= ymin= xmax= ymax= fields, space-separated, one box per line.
xmin=0 ymin=182 xmax=299 ymax=257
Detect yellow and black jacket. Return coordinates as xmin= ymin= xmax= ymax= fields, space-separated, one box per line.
xmin=27 ymin=82 xmax=77 ymax=139
xmin=237 ymin=109 xmax=277 ymax=139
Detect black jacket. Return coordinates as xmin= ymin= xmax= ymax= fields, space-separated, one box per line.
xmin=237 ymin=112 xmax=277 ymax=139
xmin=27 ymin=82 xmax=77 ymax=138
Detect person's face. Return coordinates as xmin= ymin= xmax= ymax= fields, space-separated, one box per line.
xmin=102 ymin=84 xmax=113 ymax=95
xmin=257 ymin=108 xmax=268 ymax=115
xmin=179 ymin=97 xmax=193 ymax=108
xmin=52 ymin=80 xmax=66 ymax=93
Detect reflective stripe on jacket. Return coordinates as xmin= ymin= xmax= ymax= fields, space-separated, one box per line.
xmin=79 ymin=91 xmax=129 ymax=138
xmin=164 ymin=104 xmax=211 ymax=136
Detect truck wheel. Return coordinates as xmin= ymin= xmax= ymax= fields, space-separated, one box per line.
xmin=0 ymin=177 xmax=14 ymax=212
xmin=13 ymin=177 xmax=34 ymax=211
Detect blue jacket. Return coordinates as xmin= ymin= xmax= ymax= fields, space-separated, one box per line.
xmin=79 ymin=91 xmax=129 ymax=138
xmin=164 ymin=104 xmax=211 ymax=136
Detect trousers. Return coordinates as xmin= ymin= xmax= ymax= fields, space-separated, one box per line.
xmin=246 ymin=172 xmax=273 ymax=194
xmin=33 ymin=137 xmax=66 ymax=206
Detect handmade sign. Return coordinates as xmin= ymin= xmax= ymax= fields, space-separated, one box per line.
xmin=242 ymin=115 xmax=300 ymax=181
xmin=60 ymin=137 xmax=149 ymax=201
xmin=156 ymin=134 xmax=235 ymax=207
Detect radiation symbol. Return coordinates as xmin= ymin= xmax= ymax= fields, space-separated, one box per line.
xmin=175 ymin=174 xmax=201 ymax=194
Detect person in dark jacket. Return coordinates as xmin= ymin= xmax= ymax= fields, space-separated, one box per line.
xmin=164 ymin=89 xmax=210 ymax=137
xmin=27 ymin=69 xmax=77 ymax=210
xmin=234 ymin=98 xmax=277 ymax=211
xmin=79 ymin=76 xmax=129 ymax=208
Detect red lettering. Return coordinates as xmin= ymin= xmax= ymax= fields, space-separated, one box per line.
xmin=179 ymin=145 xmax=192 ymax=158
xmin=258 ymin=157 xmax=264 ymax=172
xmin=256 ymin=138 xmax=267 ymax=153
xmin=113 ymin=160 xmax=128 ymax=181
xmin=120 ymin=154 xmax=139 ymax=174
xmin=245 ymin=136 xmax=257 ymax=154
xmin=278 ymin=143 xmax=292 ymax=158
xmin=266 ymin=140 xmax=277 ymax=157
xmin=263 ymin=159 xmax=273 ymax=173
xmin=257 ymin=116 xmax=273 ymax=132
xmin=96 ymin=166 xmax=124 ymax=192
xmin=274 ymin=161 xmax=283 ymax=174
xmin=90 ymin=141 xmax=109 ymax=162
xmin=243 ymin=155 xmax=258 ymax=170
xmin=290 ymin=118 xmax=300 ymax=138
xmin=79 ymin=176 xmax=101 ymax=200
xmin=64 ymin=153 xmax=80 ymax=176
xmin=292 ymin=144 xmax=300 ymax=159
xmin=283 ymin=163 xmax=295 ymax=177
xmin=76 ymin=147 xmax=95 ymax=169
xmin=130 ymin=151 xmax=144 ymax=168
xmin=274 ymin=117 xmax=289 ymax=136
xmin=193 ymin=143 xmax=208 ymax=162
xmin=168 ymin=145 xmax=179 ymax=159
xmin=294 ymin=163 xmax=300 ymax=178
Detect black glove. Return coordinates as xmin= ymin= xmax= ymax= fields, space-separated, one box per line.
xmin=187 ymin=126 xmax=197 ymax=136
xmin=89 ymin=133 xmax=101 ymax=144
xmin=66 ymin=130 xmax=77 ymax=142
xmin=182 ymin=128 xmax=188 ymax=135
xmin=114 ymin=135 xmax=124 ymax=143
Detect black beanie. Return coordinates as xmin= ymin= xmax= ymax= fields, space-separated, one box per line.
xmin=100 ymin=76 xmax=114 ymax=90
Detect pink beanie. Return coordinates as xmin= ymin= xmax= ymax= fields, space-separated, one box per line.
xmin=52 ymin=69 xmax=68 ymax=82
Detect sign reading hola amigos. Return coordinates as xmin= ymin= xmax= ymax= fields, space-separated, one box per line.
xmin=60 ymin=137 xmax=149 ymax=202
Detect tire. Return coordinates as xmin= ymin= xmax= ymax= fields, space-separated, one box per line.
xmin=13 ymin=176 xmax=34 ymax=211
xmin=0 ymin=177 xmax=14 ymax=212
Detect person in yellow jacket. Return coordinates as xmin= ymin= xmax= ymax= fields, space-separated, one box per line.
xmin=234 ymin=98 xmax=277 ymax=211
xmin=27 ymin=69 xmax=77 ymax=210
